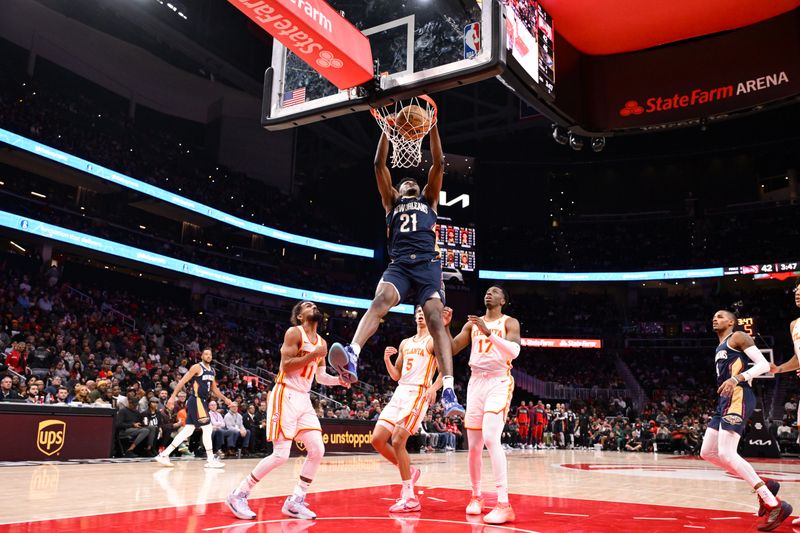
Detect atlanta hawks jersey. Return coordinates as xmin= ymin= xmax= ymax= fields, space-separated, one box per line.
xmin=398 ymin=334 xmax=437 ymax=387
xmin=469 ymin=315 xmax=512 ymax=374
xmin=276 ymin=326 xmax=323 ymax=393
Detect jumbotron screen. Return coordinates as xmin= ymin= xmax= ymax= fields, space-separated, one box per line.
xmin=436 ymin=223 xmax=476 ymax=272
xmin=503 ymin=0 xmax=555 ymax=95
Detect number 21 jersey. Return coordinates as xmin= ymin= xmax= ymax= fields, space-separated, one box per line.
xmin=386 ymin=195 xmax=439 ymax=263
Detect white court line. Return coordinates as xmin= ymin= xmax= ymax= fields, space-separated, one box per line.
xmin=709 ymin=516 xmax=741 ymax=520
xmin=684 ymin=526 xmax=706 ymax=529
xmin=544 ymin=512 xmax=590 ymax=517
xmin=380 ymin=498 xmax=395 ymax=501
xmin=427 ymin=497 xmax=447 ymax=502
xmin=203 ymin=516 xmax=541 ymax=532
xmin=633 ymin=517 xmax=678 ymax=520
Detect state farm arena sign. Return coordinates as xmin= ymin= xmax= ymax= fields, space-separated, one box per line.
xmin=582 ymin=10 xmax=800 ymax=131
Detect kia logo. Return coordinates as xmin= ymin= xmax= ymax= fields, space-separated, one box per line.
xmin=619 ymin=100 xmax=645 ymax=117
xmin=316 ymin=50 xmax=343 ymax=69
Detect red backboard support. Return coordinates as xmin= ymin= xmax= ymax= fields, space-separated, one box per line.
xmin=228 ymin=0 xmax=373 ymax=90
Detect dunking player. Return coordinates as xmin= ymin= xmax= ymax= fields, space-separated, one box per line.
xmin=155 ymin=348 xmax=231 ymax=468
xmin=226 ymin=301 xmax=350 ymax=520
xmin=371 ymin=306 xmax=446 ymax=512
xmin=328 ymin=121 xmax=464 ymax=417
xmin=450 ymin=286 xmax=521 ymax=524
xmin=700 ymin=310 xmax=791 ymax=531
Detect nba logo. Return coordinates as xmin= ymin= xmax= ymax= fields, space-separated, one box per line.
xmin=464 ymin=22 xmax=481 ymax=59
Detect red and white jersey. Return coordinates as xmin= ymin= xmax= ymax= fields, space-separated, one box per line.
xmin=399 ymin=334 xmax=437 ymax=387
xmin=469 ymin=315 xmax=512 ymax=374
xmin=276 ymin=326 xmax=323 ymax=393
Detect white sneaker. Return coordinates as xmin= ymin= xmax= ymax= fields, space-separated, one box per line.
xmin=226 ymin=492 xmax=256 ymax=520
xmin=155 ymin=454 xmax=174 ymax=467
xmin=205 ymin=457 xmax=225 ymax=469
xmin=465 ymin=496 xmax=484 ymax=515
xmin=282 ymin=495 xmax=317 ymax=519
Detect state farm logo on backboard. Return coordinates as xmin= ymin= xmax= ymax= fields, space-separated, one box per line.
xmin=316 ymin=50 xmax=343 ymax=69
xmin=37 ymin=420 xmax=66 ymax=457
xmin=228 ymin=0 xmax=372 ymax=90
xmin=618 ymin=71 xmax=790 ymax=118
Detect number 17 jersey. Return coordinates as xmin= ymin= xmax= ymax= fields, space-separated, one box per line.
xmin=386 ymin=195 xmax=439 ymax=263
xmin=469 ymin=315 xmax=512 ymax=374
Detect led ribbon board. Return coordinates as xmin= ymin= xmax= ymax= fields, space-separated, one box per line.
xmin=0 ymin=128 xmax=374 ymax=258
xmin=480 ymin=267 xmax=725 ymax=282
xmin=2 ymin=211 xmax=412 ymax=314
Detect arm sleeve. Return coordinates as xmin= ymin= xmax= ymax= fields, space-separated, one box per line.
xmin=742 ymin=345 xmax=770 ymax=380
xmin=315 ymin=366 xmax=340 ymax=386
xmin=489 ymin=333 xmax=521 ymax=361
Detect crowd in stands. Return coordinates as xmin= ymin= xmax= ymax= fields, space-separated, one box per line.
xmin=3 ymin=248 xmax=800 ymax=459
xmin=0 ymin=252 xmax=473 ymax=457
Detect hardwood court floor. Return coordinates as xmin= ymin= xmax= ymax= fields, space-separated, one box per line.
xmin=3 ymin=449 xmax=800 ymax=532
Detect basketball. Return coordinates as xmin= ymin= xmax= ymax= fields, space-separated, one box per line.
xmin=395 ymin=104 xmax=431 ymax=141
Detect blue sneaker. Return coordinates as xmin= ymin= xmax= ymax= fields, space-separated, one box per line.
xmin=441 ymin=387 xmax=465 ymax=417
xmin=328 ymin=343 xmax=359 ymax=384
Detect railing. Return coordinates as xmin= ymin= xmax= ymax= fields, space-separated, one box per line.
xmin=614 ymin=356 xmax=647 ymax=411
xmin=100 ymin=303 xmax=136 ymax=329
xmin=66 ymin=285 xmax=94 ymax=305
xmin=511 ymin=369 xmax=627 ymax=402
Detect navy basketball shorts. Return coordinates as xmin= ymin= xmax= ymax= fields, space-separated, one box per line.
xmin=380 ymin=259 xmax=445 ymax=307
xmin=186 ymin=395 xmax=211 ymax=426
xmin=708 ymin=385 xmax=755 ymax=435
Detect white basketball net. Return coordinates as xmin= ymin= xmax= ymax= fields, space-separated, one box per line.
xmin=370 ymin=96 xmax=438 ymax=168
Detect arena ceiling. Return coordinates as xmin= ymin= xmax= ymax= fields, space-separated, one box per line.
xmin=538 ymin=0 xmax=800 ymax=55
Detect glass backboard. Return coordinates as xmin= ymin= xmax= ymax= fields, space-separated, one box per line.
xmin=263 ymin=0 xmax=501 ymax=130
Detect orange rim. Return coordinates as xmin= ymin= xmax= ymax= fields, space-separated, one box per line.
xmin=370 ymin=95 xmax=438 ymax=127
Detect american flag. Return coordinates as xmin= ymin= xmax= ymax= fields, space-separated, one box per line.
xmin=282 ymin=87 xmax=306 ymax=107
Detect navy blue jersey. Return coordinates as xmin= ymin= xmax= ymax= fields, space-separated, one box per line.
xmin=386 ymin=195 xmax=439 ymax=263
xmin=714 ymin=334 xmax=750 ymax=388
xmin=190 ymin=363 xmax=215 ymax=400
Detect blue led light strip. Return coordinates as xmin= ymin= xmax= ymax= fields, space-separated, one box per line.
xmin=2 ymin=211 xmax=411 ymax=314
xmin=479 ymin=267 xmax=725 ymax=282
xmin=0 ymin=128 xmax=374 ymax=258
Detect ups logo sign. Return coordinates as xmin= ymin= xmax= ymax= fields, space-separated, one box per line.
xmin=37 ymin=420 xmax=66 ymax=456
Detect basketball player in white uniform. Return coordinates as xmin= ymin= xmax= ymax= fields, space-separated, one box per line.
xmin=450 ymin=286 xmax=521 ymax=525
xmin=226 ymin=301 xmax=350 ymax=520
xmin=371 ymin=306 xmax=445 ymax=512
xmin=768 ymin=282 xmax=800 ymax=524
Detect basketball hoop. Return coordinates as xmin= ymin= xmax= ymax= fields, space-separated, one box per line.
xmin=370 ymin=95 xmax=438 ymax=168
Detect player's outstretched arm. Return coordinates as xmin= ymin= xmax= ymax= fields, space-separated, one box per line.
xmin=375 ymin=133 xmax=398 ymax=214
xmin=423 ymin=124 xmax=444 ymax=209
xmin=450 ymin=320 xmax=472 ymax=356
xmin=494 ymin=317 xmax=522 ymax=361
xmin=773 ymin=320 xmax=800 ymax=373
xmin=383 ymin=344 xmax=403 ymax=381
xmin=279 ymin=327 xmax=321 ymax=373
